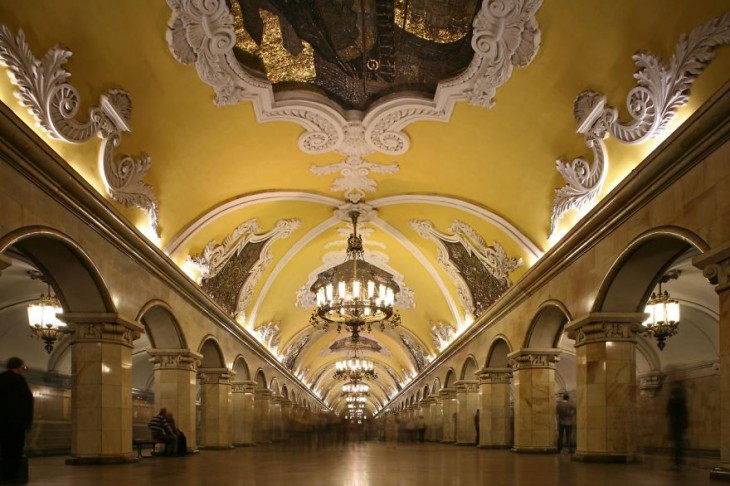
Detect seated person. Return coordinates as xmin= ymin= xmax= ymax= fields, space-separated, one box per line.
xmin=148 ymin=408 xmax=177 ymax=456
xmin=166 ymin=412 xmax=187 ymax=456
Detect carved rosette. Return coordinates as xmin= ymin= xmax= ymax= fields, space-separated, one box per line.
xmin=198 ymin=367 xmax=232 ymax=384
xmin=148 ymin=348 xmax=202 ymax=372
xmin=0 ymin=26 xmax=160 ymax=235
xmin=454 ymin=380 xmax=480 ymax=393
xmin=550 ymin=13 xmax=730 ymax=235
xmin=507 ymin=349 xmax=560 ymax=371
xmin=62 ymin=313 xmax=143 ymax=349
xmin=478 ymin=368 xmax=512 ymax=385
xmin=565 ymin=313 xmax=645 ymax=348
xmin=166 ymin=0 xmax=544 ymax=201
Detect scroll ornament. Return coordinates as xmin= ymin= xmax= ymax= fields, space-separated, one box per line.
xmin=0 ymin=26 xmax=160 ymax=235
xmin=550 ymin=13 xmax=730 ymax=235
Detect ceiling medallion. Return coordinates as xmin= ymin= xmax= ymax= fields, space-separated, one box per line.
xmin=550 ymin=13 xmax=730 ymax=236
xmin=0 ymin=26 xmax=160 ymax=236
xmin=309 ymin=211 xmax=401 ymax=340
xmin=167 ymin=0 xmax=543 ymax=201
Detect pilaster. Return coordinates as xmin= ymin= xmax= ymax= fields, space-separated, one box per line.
xmin=254 ymin=388 xmax=273 ymax=444
xmin=428 ymin=396 xmax=442 ymax=442
xmin=439 ymin=388 xmax=457 ymax=443
xmin=694 ymin=245 xmax=730 ymax=480
xmin=454 ymin=380 xmax=480 ymax=445
xmin=198 ymin=367 xmax=233 ymax=449
xmin=509 ymin=348 xmax=560 ymax=453
xmin=231 ymin=380 xmax=256 ymax=446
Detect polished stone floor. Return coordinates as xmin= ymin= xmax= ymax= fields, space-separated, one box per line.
xmin=24 ymin=442 xmax=717 ymax=485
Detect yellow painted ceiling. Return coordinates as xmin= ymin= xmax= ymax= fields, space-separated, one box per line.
xmin=1 ymin=0 xmax=729 ymax=413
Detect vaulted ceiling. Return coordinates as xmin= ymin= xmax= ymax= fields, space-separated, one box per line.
xmin=1 ymin=0 xmax=728 ymax=415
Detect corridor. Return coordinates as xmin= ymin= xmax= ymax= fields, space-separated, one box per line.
xmin=24 ymin=442 xmax=715 ymax=486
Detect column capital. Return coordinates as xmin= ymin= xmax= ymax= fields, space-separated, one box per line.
xmin=439 ymin=387 xmax=456 ymax=399
xmin=478 ymin=367 xmax=512 ymax=384
xmin=255 ymin=388 xmax=273 ymax=399
xmin=231 ymin=380 xmax=257 ymax=394
xmin=565 ymin=312 xmax=645 ymax=347
xmin=454 ymin=379 xmax=479 ymax=392
xmin=147 ymin=348 xmax=202 ymax=371
xmin=198 ymin=367 xmax=233 ymax=384
xmin=508 ymin=348 xmax=560 ymax=370
xmin=421 ymin=397 xmax=435 ymax=406
xmin=694 ymin=243 xmax=730 ymax=292
xmin=63 ymin=313 xmax=143 ymax=348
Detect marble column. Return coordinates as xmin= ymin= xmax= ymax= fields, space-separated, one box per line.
xmin=254 ymin=388 xmax=272 ymax=444
xmin=439 ymin=388 xmax=457 ymax=443
xmin=63 ymin=313 xmax=142 ymax=464
xmin=566 ymin=313 xmax=643 ymax=462
xmin=509 ymin=348 xmax=560 ymax=453
xmin=231 ymin=380 xmax=256 ymax=446
xmin=694 ymin=245 xmax=730 ymax=480
xmin=478 ymin=367 xmax=512 ymax=448
xmin=428 ymin=396 xmax=443 ymax=442
xmin=280 ymin=398 xmax=292 ymax=442
xmin=421 ymin=398 xmax=434 ymax=441
xmin=198 ymin=367 xmax=233 ymax=449
xmin=270 ymin=394 xmax=283 ymax=442
xmin=455 ymin=380 xmax=479 ymax=445
xmin=147 ymin=348 xmax=202 ymax=453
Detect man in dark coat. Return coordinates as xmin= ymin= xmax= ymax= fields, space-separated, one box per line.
xmin=0 ymin=357 xmax=34 ymax=482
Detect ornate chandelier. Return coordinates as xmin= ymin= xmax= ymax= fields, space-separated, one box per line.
xmin=333 ymin=353 xmax=377 ymax=381
xmin=342 ymin=382 xmax=369 ymax=394
xmin=309 ymin=211 xmax=400 ymax=340
xmin=26 ymin=273 xmax=66 ymax=353
xmin=346 ymin=395 xmax=367 ymax=403
xmin=643 ymin=271 xmax=680 ymax=351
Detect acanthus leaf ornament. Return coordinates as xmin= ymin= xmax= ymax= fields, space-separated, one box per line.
xmin=550 ymin=13 xmax=730 ymax=236
xmin=0 ymin=26 xmax=160 ymax=235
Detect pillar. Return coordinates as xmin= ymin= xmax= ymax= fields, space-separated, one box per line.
xmin=566 ymin=313 xmax=643 ymax=462
xmin=509 ymin=348 xmax=560 ymax=453
xmin=478 ymin=367 xmax=512 ymax=448
xmin=455 ymin=380 xmax=479 ymax=445
xmin=64 ymin=313 xmax=142 ymax=464
xmin=428 ymin=395 xmax=442 ymax=442
xmin=231 ymin=380 xmax=256 ymax=446
xmin=147 ymin=348 xmax=202 ymax=453
xmin=254 ymin=388 xmax=272 ymax=444
xmin=421 ymin=398 xmax=433 ymax=441
xmin=694 ymin=245 xmax=730 ymax=480
xmin=439 ymin=388 xmax=457 ymax=443
xmin=280 ymin=397 xmax=292 ymax=442
xmin=270 ymin=394 xmax=283 ymax=442
xmin=198 ymin=367 xmax=233 ymax=449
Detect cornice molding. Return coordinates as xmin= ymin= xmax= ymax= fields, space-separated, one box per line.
xmin=550 ymin=12 xmax=730 ymax=235
xmin=166 ymin=0 xmax=543 ymax=201
xmin=0 ymin=26 xmax=160 ymax=235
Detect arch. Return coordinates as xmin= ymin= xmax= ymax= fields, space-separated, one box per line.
xmin=524 ymin=300 xmax=572 ymax=349
xmin=270 ymin=377 xmax=280 ymax=395
xmin=485 ymin=336 xmax=513 ymax=367
xmin=416 ymin=390 xmax=422 ymax=402
xmin=430 ymin=377 xmax=442 ymax=395
xmin=443 ymin=368 xmax=456 ymax=388
xmin=232 ymin=355 xmax=251 ymax=381
xmin=137 ymin=300 xmax=187 ymax=349
xmin=254 ymin=369 xmax=267 ymax=389
xmin=593 ymin=227 xmax=707 ymax=313
xmin=282 ymin=384 xmax=289 ymax=399
xmin=422 ymin=385 xmax=430 ymax=399
xmin=459 ymin=355 xmax=478 ymax=380
xmin=0 ymin=227 xmax=114 ymax=314
xmin=198 ymin=336 xmax=226 ymax=368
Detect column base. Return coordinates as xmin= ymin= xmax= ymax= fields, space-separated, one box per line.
xmin=710 ymin=467 xmax=730 ymax=481
xmin=512 ymin=446 xmax=557 ymax=454
xmin=572 ymin=452 xmax=632 ymax=463
xmin=66 ymin=453 xmax=138 ymax=465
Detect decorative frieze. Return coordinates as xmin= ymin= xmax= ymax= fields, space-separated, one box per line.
xmin=565 ymin=313 xmax=645 ymax=348
xmin=197 ymin=367 xmax=232 ymax=384
xmin=507 ymin=349 xmax=560 ymax=370
xmin=148 ymin=348 xmax=202 ymax=372
xmin=231 ymin=380 xmax=256 ymax=394
xmin=478 ymin=368 xmax=512 ymax=385
xmin=454 ymin=380 xmax=480 ymax=393
xmin=0 ymin=26 xmax=160 ymax=234
xmin=550 ymin=13 xmax=730 ymax=235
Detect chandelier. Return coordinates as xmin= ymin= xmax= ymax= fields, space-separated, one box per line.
xmin=309 ymin=211 xmax=401 ymax=340
xmin=643 ymin=271 xmax=680 ymax=351
xmin=346 ymin=395 xmax=367 ymax=403
xmin=334 ymin=355 xmax=377 ymax=381
xmin=342 ymin=382 xmax=369 ymax=394
xmin=26 ymin=272 xmax=66 ymax=353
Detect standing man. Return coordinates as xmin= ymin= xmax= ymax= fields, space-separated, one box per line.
xmin=474 ymin=409 xmax=480 ymax=446
xmin=556 ymin=393 xmax=575 ymax=453
xmin=0 ymin=357 xmax=34 ymax=482
xmin=666 ymin=382 xmax=688 ymax=471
